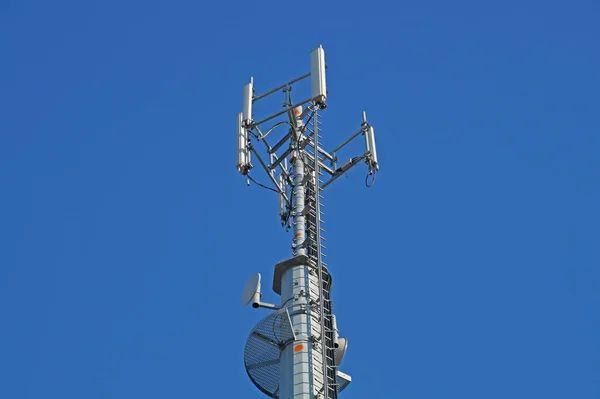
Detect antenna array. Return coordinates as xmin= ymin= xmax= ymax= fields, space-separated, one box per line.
xmin=238 ymin=45 xmax=379 ymax=399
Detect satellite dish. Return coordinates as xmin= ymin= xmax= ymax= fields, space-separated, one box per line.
xmin=335 ymin=337 xmax=348 ymax=366
xmin=241 ymin=273 xmax=261 ymax=307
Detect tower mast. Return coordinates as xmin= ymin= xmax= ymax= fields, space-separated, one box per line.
xmin=238 ymin=45 xmax=379 ymax=399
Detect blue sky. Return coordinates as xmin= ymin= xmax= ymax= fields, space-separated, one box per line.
xmin=1 ymin=0 xmax=599 ymax=398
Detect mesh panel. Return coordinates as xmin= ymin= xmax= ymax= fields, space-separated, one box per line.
xmin=244 ymin=309 xmax=350 ymax=397
xmin=244 ymin=309 xmax=295 ymax=398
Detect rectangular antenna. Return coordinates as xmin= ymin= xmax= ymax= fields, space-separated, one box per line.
xmin=237 ymin=112 xmax=248 ymax=174
xmin=278 ymin=174 xmax=287 ymax=224
xmin=366 ymin=126 xmax=379 ymax=170
xmin=242 ymin=78 xmax=253 ymax=125
xmin=310 ymin=46 xmax=327 ymax=105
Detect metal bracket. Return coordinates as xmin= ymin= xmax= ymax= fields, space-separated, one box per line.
xmin=272 ymin=254 xmax=309 ymax=295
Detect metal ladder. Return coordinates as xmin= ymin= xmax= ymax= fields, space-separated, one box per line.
xmin=304 ymin=110 xmax=338 ymax=399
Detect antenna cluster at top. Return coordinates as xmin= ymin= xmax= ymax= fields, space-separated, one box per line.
xmin=236 ymin=46 xmax=328 ymax=176
xmin=236 ymin=45 xmax=379 ymax=221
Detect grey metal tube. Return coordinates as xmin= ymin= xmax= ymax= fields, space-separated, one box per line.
xmin=250 ymin=98 xmax=312 ymax=128
xmin=253 ymin=73 xmax=311 ymax=102
xmin=270 ymin=131 xmax=292 ymax=154
xmin=279 ymin=107 xmax=312 ymax=399
xmin=330 ymin=128 xmax=364 ymax=154
xmin=250 ymin=147 xmax=289 ymax=204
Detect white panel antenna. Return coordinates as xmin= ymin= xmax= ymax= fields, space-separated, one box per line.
xmin=242 ymin=77 xmax=254 ymax=125
xmin=310 ymin=46 xmax=327 ymax=106
xmin=332 ymin=314 xmax=339 ymax=345
xmin=236 ymin=112 xmax=250 ymax=175
xmin=366 ymin=125 xmax=379 ymax=171
xmin=278 ymin=174 xmax=287 ymax=224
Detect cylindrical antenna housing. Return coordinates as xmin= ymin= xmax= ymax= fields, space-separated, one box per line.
xmin=310 ymin=46 xmax=327 ymax=105
xmin=278 ymin=174 xmax=287 ymax=224
xmin=364 ymin=126 xmax=372 ymax=157
xmin=242 ymin=78 xmax=254 ymax=125
xmin=332 ymin=314 xmax=340 ymax=348
xmin=366 ymin=125 xmax=379 ymax=171
xmin=237 ymin=112 xmax=249 ymax=175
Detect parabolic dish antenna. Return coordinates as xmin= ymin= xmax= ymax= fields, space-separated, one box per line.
xmin=335 ymin=337 xmax=348 ymax=366
xmin=241 ymin=273 xmax=261 ymax=307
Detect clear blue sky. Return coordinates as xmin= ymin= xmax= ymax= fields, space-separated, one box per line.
xmin=1 ymin=1 xmax=599 ymax=398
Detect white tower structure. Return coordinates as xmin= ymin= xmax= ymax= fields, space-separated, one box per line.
xmin=238 ymin=45 xmax=379 ymax=399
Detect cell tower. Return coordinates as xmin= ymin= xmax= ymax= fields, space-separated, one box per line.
xmin=238 ymin=45 xmax=379 ymax=399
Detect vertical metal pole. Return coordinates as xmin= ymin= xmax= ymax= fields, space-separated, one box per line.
xmin=279 ymin=106 xmax=313 ymax=399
